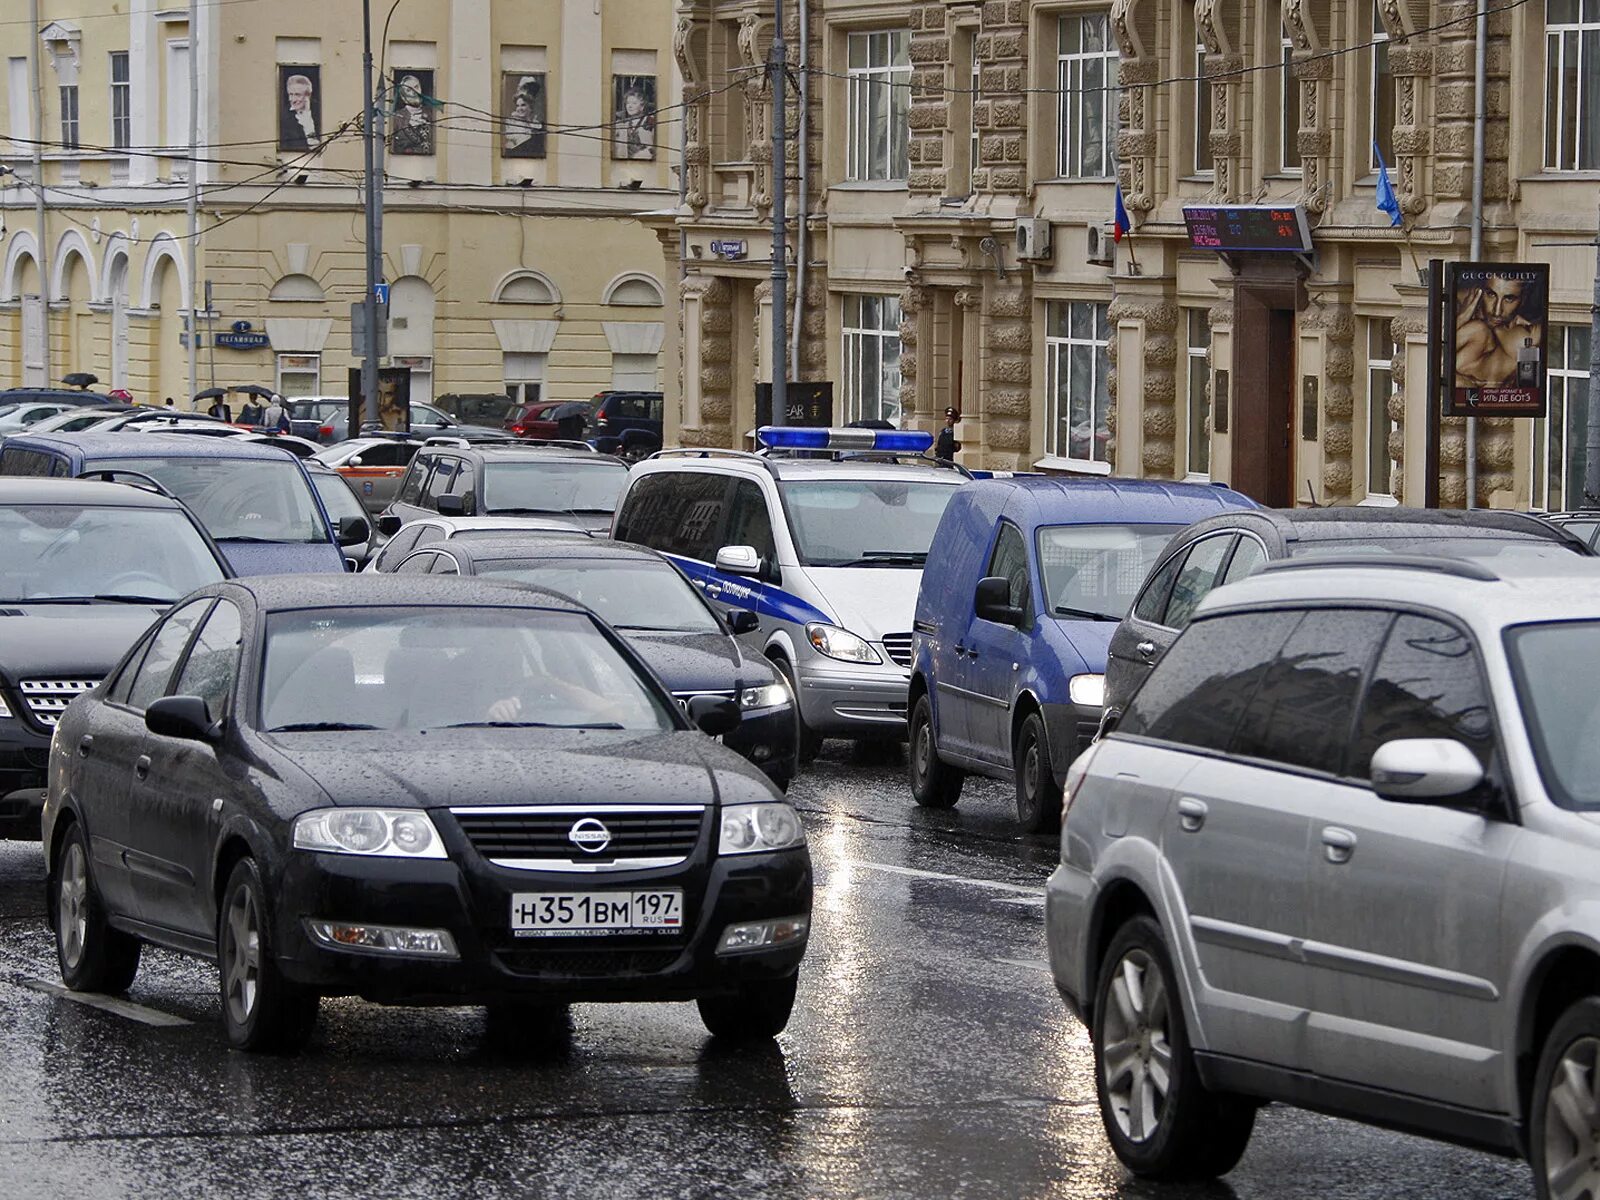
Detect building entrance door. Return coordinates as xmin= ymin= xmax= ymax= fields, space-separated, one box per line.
xmin=1231 ymin=276 xmax=1300 ymax=507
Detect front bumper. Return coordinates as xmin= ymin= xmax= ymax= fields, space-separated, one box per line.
xmin=1040 ymin=701 xmax=1102 ymax=788
xmin=794 ymin=657 xmax=911 ymax=739
xmin=723 ymin=704 xmax=797 ymax=790
xmin=273 ymin=835 xmax=812 ymax=1005
xmin=1045 ymin=862 xmax=1094 ymax=1025
xmin=0 ymin=720 xmax=52 ymax=840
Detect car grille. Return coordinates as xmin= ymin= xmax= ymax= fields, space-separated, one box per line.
xmin=451 ymin=805 xmax=706 ymax=872
xmin=19 ymin=678 xmax=99 ymax=728
xmin=496 ymin=947 xmax=684 ymax=978
xmin=881 ymin=633 xmax=913 ymax=668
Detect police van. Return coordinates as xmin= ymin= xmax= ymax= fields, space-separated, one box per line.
xmin=611 ymin=427 xmax=967 ymax=759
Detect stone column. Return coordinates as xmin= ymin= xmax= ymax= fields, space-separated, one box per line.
xmin=673 ymin=14 xmax=711 ymax=211
xmin=1300 ymin=292 xmax=1357 ymax=502
xmin=1195 ymin=0 xmax=1249 ymax=202
xmin=1110 ymin=0 xmax=1157 ymax=217
xmin=1283 ymin=0 xmax=1333 ymax=215
xmin=1108 ymin=293 xmax=1178 ymax=478
xmin=683 ymin=274 xmax=733 ymax=447
xmin=907 ymin=8 xmax=950 ymax=199
xmin=983 ymin=284 xmax=1032 ymax=471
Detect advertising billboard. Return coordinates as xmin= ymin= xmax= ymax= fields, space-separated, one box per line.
xmin=1443 ymin=261 xmax=1550 ymax=418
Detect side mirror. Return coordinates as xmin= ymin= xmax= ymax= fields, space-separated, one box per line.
xmin=726 ymin=609 xmax=760 ymax=635
xmin=146 ymin=695 xmax=218 ymax=742
xmin=1370 ymin=738 xmax=1485 ymax=803
xmin=344 ymin=556 xmax=361 ymax=572
xmin=687 ymin=695 xmax=741 ymax=737
xmin=975 ymin=576 xmax=1024 ymax=627
xmin=435 ymin=494 xmax=466 ymax=516
xmin=336 ymin=515 xmax=370 ymax=546
xmin=376 ymin=514 xmax=403 ymax=538
xmin=715 ymin=545 xmax=762 ymax=577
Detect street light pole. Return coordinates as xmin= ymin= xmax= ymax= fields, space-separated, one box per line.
xmin=185 ymin=0 xmax=199 ymax=409
xmin=360 ymin=0 xmax=380 ymax=428
xmin=769 ymin=0 xmax=788 ymax=422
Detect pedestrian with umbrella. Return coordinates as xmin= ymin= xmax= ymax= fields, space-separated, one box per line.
xmin=195 ymin=387 xmax=232 ymax=421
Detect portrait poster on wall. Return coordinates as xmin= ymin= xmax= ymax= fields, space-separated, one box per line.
xmin=391 ymin=70 xmax=437 ymax=157
xmin=278 ymin=65 xmax=322 ymax=152
xmin=1443 ymin=261 xmax=1550 ymax=418
xmin=501 ymin=73 xmax=547 ymax=158
xmin=612 ymin=74 xmax=657 ymax=161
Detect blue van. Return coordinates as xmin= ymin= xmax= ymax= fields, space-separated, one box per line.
xmin=907 ymin=476 xmax=1256 ymax=831
xmin=0 ymin=432 xmax=359 ymax=574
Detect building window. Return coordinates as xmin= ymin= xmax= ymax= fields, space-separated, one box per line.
xmin=1045 ymin=301 xmax=1111 ymax=463
xmin=275 ymin=354 xmax=321 ymax=398
xmin=968 ymin=32 xmax=981 ymax=191
xmin=1365 ymin=320 xmax=1399 ymax=498
xmin=59 ymin=84 xmax=79 ymax=150
xmin=846 ymin=31 xmax=910 ymax=182
xmin=1547 ymin=0 xmax=1600 ymax=170
xmin=1193 ymin=34 xmax=1212 ymax=174
xmin=166 ymin=39 xmax=190 ymax=151
xmin=842 ymin=294 xmax=903 ymax=424
xmin=1532 ymin=324 xmax=1592 ymax=510
xmin=504 ymin=351 xmax=546 ymax=405
xmin=1370 ymin=3 xmax=1395 ymax=171
xmin=612 ymin=352 xmax=658 ymax=390
xmin=1185 ymin=309 xmax=1211 ymax=476
xmin=110 ymin=51 xmax=130 ymax=150
xmin=1056 ymin=13 xmax=1117 ymax=178
xmin=1279 ymin=27 xmax=1301 ymax=172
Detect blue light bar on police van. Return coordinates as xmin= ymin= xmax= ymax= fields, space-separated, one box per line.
xmin=756 ymin=426 xmax=935 ymax=454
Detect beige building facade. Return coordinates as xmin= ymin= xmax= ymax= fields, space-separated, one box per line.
xmin=660 ymin=0 xmax=1598 ymax=510
xmin=0 ymin=0 xmax=680 ymax=410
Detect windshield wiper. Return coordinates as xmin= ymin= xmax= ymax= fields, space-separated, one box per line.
xmin=488 ymin=506 xmax=581 ymax=519
xmin=268 ymin=721 xmax=382 ymax=732
xmin=215 ymin=535 xmax=280 ymax=543
xmin=824 ymin=553 xmax=925 ymax=568
xmin=438 ymin=720 xmax=626 ymax=730
xmin=22 ymin=593 xmax=176 ymax=605
xmin=1053 ymin=605 xmax=1122 ymax=622
xmin=612 ymin=624 xmax=701 ymax=633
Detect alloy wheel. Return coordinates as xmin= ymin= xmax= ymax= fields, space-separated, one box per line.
xmin=57 ymin=842 xmax=88 ymax=971
xmin=1543 ymin=1036 xmax=1600 ymax=1200
xmin=222 ymin=885 xmax=262 ymax=1027
xmin=1101 ymin=948 xmax=1174 ymax=1143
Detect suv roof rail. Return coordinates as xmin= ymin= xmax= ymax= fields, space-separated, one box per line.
xmin=647 ymin=446 xmax=781 ymax=480
xmin=836 ymin=450 xmax=974 ymax=479
xmin=75 ymin=468 xmax=178 ymax=500
xmin=1259 ymin=554 xmax=1501 ymax=582
xmin=525 ymin=439 xmax=599 ymax=452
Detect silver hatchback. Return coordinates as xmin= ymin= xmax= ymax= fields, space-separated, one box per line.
xmin=1046 ymin=555 xmax=1600 ymax=1198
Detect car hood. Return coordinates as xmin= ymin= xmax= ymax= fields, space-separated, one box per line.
xmin=625 ymin=630 xmax=774 ymax=695
xmin=266 ymin=728 xmax=775 ymax=808
xmin=214 ymin=539 xmax=348 ymax=576
xmin=1047 ymin=619 xmax=1116 ymax=674
xmin=0 ymin=602 xmax=164 ymax=680
xmin=800 ymin=566 xmax=924 ymax=640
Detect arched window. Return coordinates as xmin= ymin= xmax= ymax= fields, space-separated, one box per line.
xmin=602 ymin=272 xmax=665 ymax=307
xmin=493 ymin=270 xmax=561 ymax=304
xmin=268 ymin=273 xmax=326 ymax=302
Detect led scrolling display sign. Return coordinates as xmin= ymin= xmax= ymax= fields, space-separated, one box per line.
xmin=1183 ymin=205 xmax=1314 ymax=253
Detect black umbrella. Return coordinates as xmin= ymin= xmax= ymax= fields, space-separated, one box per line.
xmin=61 ymin=372 xmax=99 ymax=389
xmin=548 ymin=402 xmax=593 ymax=421
xmin=233 ymin=384 xmax=276 ymax=399
xmin=193 ymin=387 xmax=227 ymax=401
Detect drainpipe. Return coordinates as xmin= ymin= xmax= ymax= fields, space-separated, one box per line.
xmin=1465 ymin=0 xmax=1487 ymax=508
xmin=29 ymin=0 xmax=47 ymax=380
xmin=788 ymin=0 xmax=809 ymax=376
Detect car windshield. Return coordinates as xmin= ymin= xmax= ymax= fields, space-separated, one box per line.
xmin=481 ymin=461 xmax=628 ymax=515
xmin=1505 ymin=620 xmax=1600 ymax=810
xmin=780 ymin=479 xmax=960 ymax=567
xmin=309 ymin=473 xmax=364 ymax=525
xmin=260 ymin=607 xmax=673 ymax=733
xmin=0 ymin=504 xmax=224 ymax=602
xmin=1038 ymin=524 xmax=1183 ymax=620
xmin=475 ymin=559 xmax=721 ymax=633
xmin=1289 ymin=536 xmax=1581 ymax=562
xmin=94 ymin=455 xmax=328 ymax=544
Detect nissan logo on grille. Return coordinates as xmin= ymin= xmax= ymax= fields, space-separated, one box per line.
xmin=567 ymin=818 xmax=612 ymax=854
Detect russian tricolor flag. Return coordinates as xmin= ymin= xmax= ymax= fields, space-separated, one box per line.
xmin=1112 ymin=182 xmax=1132 ymax=243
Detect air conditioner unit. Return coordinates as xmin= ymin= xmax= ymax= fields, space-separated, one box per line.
xmin=1086 ymin=222 xmax=1115 ymax=266
xmin=1015 ymin=217 xmax=1053 ymax=262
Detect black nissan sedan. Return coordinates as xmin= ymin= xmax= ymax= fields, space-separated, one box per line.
xmin=392 ymin=538 xmax=798 ymax=790
xmin=44 ymin=575 xmax=811 ymax=1053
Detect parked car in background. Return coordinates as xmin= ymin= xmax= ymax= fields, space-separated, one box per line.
xmin=394 ymin=537 xmax=798 ymax=790
xmin=0 ymin=433 xmax=363 ymax=575
xmin=286 ymin=397 xmax=349 ymax=444
xmin=1103 ymin=506 xmax=1593 ymax=719
xmin=1540 ymin=509 xmax=1600 ymax=551
xmin=588 ymin=391 xmax=663 ymax=456
xmin=0 ymin=401 xmax=77 ymax=434
xmin=15 ymin=404 xmax=143 ymax=441
xmin=434 ymin=393 xmax=516 ymax=428
xmin=505 ymin=399 xmax=594 ymax=442
xmin=909 ymin=477 xmax=1256 ymax=831
xmin=305 ymin=461 xmax=375 ymax=568
xmin=0 ymin=388 xmax=118 ymax=410
xmin=366 ymin=513 xmax=591 ymax=572
xmin=1048 ymin=554 xmax=1600 ymax=1197
xmin=0 ymin=476 xmax=231 ymax=839
xmin=314 ymin=436 xmax=424 ymax=515
xmin=381 ymin=443 xmax=628 ymax=535
xmin=310 ymin=401 xmax=513 ymax=445
xmin=45 ymin=575 xmax=810 ymax=1051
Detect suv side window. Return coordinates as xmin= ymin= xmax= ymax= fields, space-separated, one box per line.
xmin=1118 ymin=611 xmax=1299 ymax=752
xmin=449 ymin=460 xmax=478 ymax=514
xmin=173 ymin=599 xmax=243 ymax=717
xmin=396 ymin=453 xmax=436 ymax=505
xmin=1350 ymin=614 xmax=1496 ymax=778
xmin=126 ymin=599 xmax=213 ymax=711
xmin=395 ymin=551 xmax=436 ymax=575
xmin=375 ymin=524 xmax=423 ymax=570
xmin=986 ymin=522 xmax=1032 ymax=623
xmin=421 ymin=457 xmax=458 ymax=510
xmin=1163 ymin=533 xmax=1236 ymax=629
xmin=614 ymin=471 xmax=729 ymax=562
xmin=0 ymin=447 xmax=60 ymax=477
xmin=724 ymin=480 xmax=777 ymax=563
xmin=1220 ymin=535 xmax=1268 ymax=585
xmin=1133 ymin=549 xmax=1185 ymax=623
xmin=1229 ymin=609 xmax=1391 ymax=776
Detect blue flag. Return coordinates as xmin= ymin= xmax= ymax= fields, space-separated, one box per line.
xmin=1373 ymin=142 xmax=1402 ymax=228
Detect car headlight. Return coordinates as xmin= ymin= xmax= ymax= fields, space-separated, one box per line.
xmin=292 ymin=808 xmax=447 ymax=858
xmin=740 ymin=681 xmax=791 ymax=710
xmin=718 ymin=802 xmax=806 ymax=855
xmin=805 ymin=623 xmax=882 ymax=664
xmin=1069 ymin=673 xmax=1105 ymax=708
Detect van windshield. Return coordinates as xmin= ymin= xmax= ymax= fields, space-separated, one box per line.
xmin=780 ymin=479 xmax=960 ymax=567
xmin=1037 ymin=524 xmax=1182 ymax=621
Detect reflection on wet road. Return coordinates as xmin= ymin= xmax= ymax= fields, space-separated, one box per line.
xmin=0 ymin=745 xmax=1532 ymax=1198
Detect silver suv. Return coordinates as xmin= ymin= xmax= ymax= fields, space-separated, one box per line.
xmin=1047 ymin=554 xmax=1600 ymax=1198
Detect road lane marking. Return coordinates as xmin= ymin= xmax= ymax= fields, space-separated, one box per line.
xmin=844 ymin=859 xmax=1044 ymax=896
xmin=10 ymin=975 xmax=192 ymax=1027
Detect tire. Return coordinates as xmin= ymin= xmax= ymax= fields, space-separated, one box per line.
xmin=773 ymin=659 xmax=822 ymax=766
xmin=908 ymin=693 xmax=963 ymax=809
xmin=217 ymin=858 xmax=319 ymax=1053
xmin=697 ymin=975 xmax=798 ymax=1042
xmin=53 ymin=822 xmax=140 ymax=993
xmin=1530 ymin=997 xmax=1600 ymax=1200
xmin=1092 ymin=916 xmax=1255 ymax=1180
xmin=1014 ymin=712 xmax=1064 ymax=833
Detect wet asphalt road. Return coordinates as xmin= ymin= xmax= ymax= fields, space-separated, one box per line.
xmin=0 ymin=744 xmax=1535 ymax=1199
